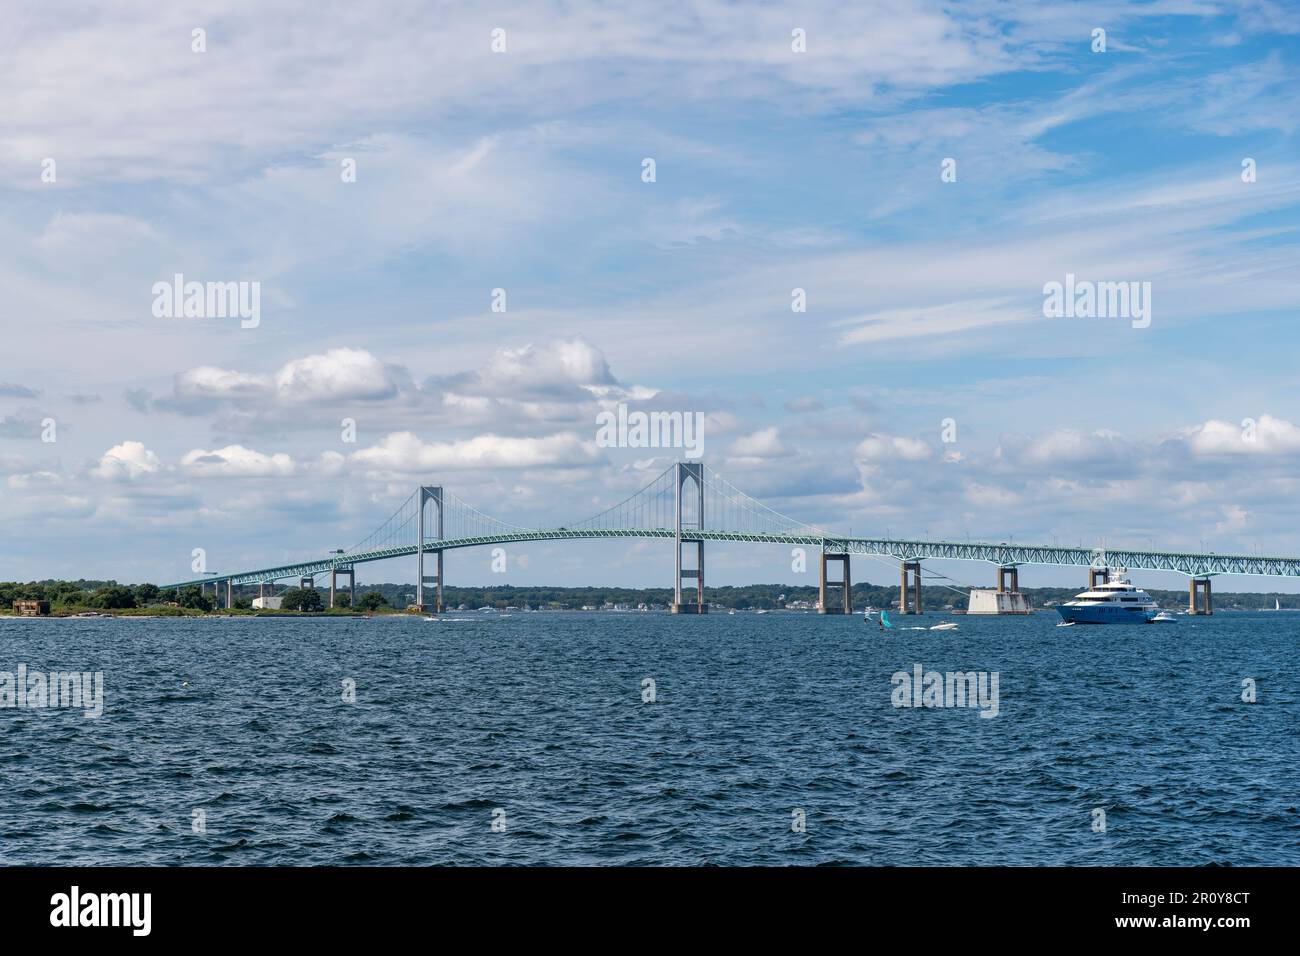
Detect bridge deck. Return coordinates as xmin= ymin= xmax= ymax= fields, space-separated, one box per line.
xmin=161 ymin=529 xmax=1300 ymax=588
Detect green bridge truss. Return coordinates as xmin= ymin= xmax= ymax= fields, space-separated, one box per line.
xmin=161 ymin=528 xmax=1300 ymax=589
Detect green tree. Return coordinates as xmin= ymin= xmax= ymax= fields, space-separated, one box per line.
xmin=280 ymin=587 xmax=324 ymax=612
xmin=178 ymin=586 xmax=214 ymax=612
xmin=90 ymin=585 xmax=138 ymax=609
xmin=134 ymin=583 xmax=161 ymax=605
xmin=356 ymin=591 xmax=388 ymax=611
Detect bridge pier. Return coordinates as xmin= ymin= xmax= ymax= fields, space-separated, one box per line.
xmin=900 ymin=560 xmax=922 ymax=614
xmin=671 ymin=462 xmax=707 ymax=614
xmin=416 ymin=486 xmax=444 ymax=612
xmin=997 ymin=565 xmax=1019 ymax=593
xmin=1088 ymin=567 xmax=1110 ymax=589
xmin=672 ymin=539 xmax=706 ymax=613
xmin=1189 ymin=577 xmax=1213 ymax=615
xmin=226 ymin=579 xmax=232 ymax=610
xmin=421 ymin=550 xmax=444 ymax=613
xmin=330 ymin=567 xmax=355 ymax=609
xmin=819 ymin=550 xmax=851 ymax=614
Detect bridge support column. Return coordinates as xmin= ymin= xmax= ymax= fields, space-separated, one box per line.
xmin=300 ymin=576 xmax=313 ymax=590
xmin=672 ymin=462 xmax=707 ymax=614
xmin=673 ymin=540 xmax=705 ymax=614
xmin=900 ymin=560 xmax=922 ymax=614
xmin=1189 ymin=577 xmax=1212 ymax=615
xmin=330 ymin=568 xmax=355 ymax=609
xmin=819 ymin=550 xmax=850 ymax=614
xmin=226 ymin=580 xmax=232 ymax=610
xmin=997 ymin=566 xmax=1018 ymax=593
xmin=416 ymin=486 xmax=444 ymax=612
xmin=1088 ymin=567 xmax=1110 ymax=589
xmin=421 ymin=550 xmax=443 ymax=613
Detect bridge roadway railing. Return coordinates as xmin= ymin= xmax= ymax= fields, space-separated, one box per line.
xmin=160 ymin=529 xmax=1300 ymax=589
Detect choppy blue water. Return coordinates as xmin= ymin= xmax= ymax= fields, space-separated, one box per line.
xmin=0 ymin=611 xmax=1295 ymax=866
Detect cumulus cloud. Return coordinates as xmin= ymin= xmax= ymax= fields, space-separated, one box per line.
xmin=352 ymin=431 xmax=600 ymax=473
xmin=159 ymin=348 xmax=409 ymax=415
xmin=175 ymin=366 xmax=272 ymax=401
xmin=437 ymin=337 xmax=618 ymax=399
xmin=1183 ymin=414 xmax=1300 ymax=455
xmin=275 ymin=348 xmax=404 ymax=403
xmin=997 ymin=429 xmax=1134 ymax=470
xmin=855 ymin=434 xmax=931 ymax=461
xmin=92 ymin=441 xmax=161 ymax=480
xmin=180 ymin=445 xmax=296 ymax=477
xmin=727 ymin=426 xmax=791 ymax=461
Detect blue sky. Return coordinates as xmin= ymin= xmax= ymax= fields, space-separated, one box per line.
xmin=2 ymin=0 xmax=1299 ymax=593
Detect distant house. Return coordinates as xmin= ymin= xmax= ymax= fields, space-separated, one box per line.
xmin=13 ymin=600 xmax=51 ymax=616
xmin=252 ymin=596 xmax=283 ymax=610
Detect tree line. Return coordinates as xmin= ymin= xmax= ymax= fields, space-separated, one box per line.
xmin=2 ymin=578 xmax=1295 ymax=614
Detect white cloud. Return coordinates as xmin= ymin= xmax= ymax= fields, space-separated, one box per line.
xmin=727 ymin=426 xmax=790 ymax=460
xmin=352 ymin=431 xmax=599 ymax=473
xmin=856 ymin=434 xmax=931 ymax=461
xmin=181 ymin=445 xmax=295 ymax=477
xmin=1184 ymin=414 xmax=1300 ymax=455
xmin=275 ymin=348 xmax=401 ymax=403
xmin=175 ymin=366 xmax=272 ymax=400
xmin=446 ymin=338 xmax=617 ymax=398
xmin=92 ymin=441 xmax=161 ymax=480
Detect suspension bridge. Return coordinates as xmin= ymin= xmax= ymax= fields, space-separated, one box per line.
xmin=161 ymin=461 xmax=1300 ymax=615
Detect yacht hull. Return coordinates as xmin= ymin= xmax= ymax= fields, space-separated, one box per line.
xmin=1057 ymin=605 xmax=1154 ymax=624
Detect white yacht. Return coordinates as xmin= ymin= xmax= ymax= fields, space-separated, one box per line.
xmin=1056 ymin=577 xmax=1158 ymax=625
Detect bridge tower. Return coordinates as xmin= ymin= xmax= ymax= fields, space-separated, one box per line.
xmin=900 ymin=560 xmax=923 ymax=614
xmin=330 ymin=567 xmax=355 ymax=609
xmin=819 ymin=547 xmax=851 ymax=614
xmin=416 ymin=486 xmax=444 ymax=613
xmin=997 ymin=565 xmax=1019 ymax=593
xmin=1189 ymin=576 xmax=1213 ymax=615
xmin=672 ymin=462 xmax=707 ymax=614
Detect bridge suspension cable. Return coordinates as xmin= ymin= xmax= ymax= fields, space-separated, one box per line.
xmin=435 ymin=491 xmax=532 ymax=541
xmin=570 ymin=465 xmax=678 ymax=531
xmin=344 ymin=490 xmax=421 ymax=555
